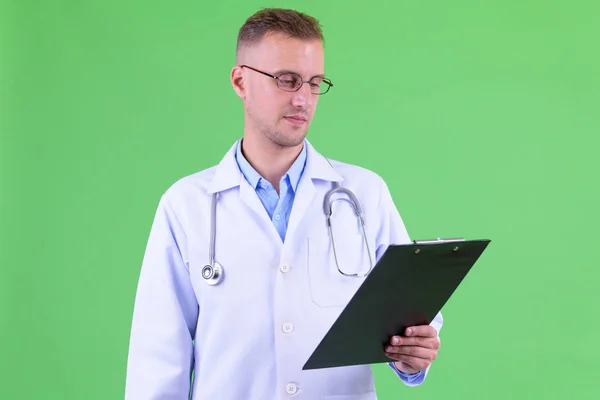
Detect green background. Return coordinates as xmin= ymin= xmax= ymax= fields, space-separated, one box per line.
xmin=1 ymin=0 xmax=599 ymax=398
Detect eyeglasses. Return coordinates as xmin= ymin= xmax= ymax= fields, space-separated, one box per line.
xmin=240 ymin=65 xmax=333 ymax=95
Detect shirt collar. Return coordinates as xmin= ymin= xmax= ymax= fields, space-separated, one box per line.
xmin=235 ymin=139 xmax=307 ymax=192
xmin=207 ymin=139 xmax=342 ymax=195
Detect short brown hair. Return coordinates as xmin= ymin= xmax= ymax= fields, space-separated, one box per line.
xmin=236 ymin=8 xmax=324 ymax=62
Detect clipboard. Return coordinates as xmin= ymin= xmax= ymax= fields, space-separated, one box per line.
xmin=302 ymin=238 xmax=491 ymax=370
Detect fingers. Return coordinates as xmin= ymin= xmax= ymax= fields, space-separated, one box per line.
xmin=384 ymin=325 xmax=440 ymax=371
xmin=404 ymin=325 xmax=437 ymax=338
xmin=390 ymin=335 xmax=440 ymax=349
xmin=385 ymin=344 xmax=438 ymax=372
xmin=384 ymin=345 xmax=435 ymax=360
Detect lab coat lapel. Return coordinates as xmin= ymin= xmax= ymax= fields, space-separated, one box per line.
xmin=286 ymin=170 xmax=316 ymax=242
xmin=208 ymin=140 xmax=343 ymax=245
xmin=207 ymin=140 xmax=282 ymax=244
xmin=207 ymin=142 xmax=241 ymax=195
xmin=239 ymin=178 xmax=282 ymax=243
xmin=285 ymin=140 xmax=344 ymax=242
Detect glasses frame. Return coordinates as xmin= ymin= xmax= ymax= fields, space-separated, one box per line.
xmin=240 ymin=64 xmax=333 ymax=95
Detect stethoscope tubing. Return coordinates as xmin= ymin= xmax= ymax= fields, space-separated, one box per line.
xmin=201 ymin=157 xmax=373 ymax=285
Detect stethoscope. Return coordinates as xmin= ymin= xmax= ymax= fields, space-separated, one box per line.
xmin=201 ymin=162 xmax=374 ymax=286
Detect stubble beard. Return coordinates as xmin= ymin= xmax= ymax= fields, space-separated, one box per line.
xmin=251 ymin=113 xmax=308 ymax=150
xmin=265 ymin=126 xmax=306 ymax=149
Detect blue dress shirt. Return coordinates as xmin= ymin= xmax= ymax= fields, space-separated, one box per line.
xmin=234 ymin=139 xmax=425 ymax=384
xmin=235 ymin=139 xmax=306 ymax=243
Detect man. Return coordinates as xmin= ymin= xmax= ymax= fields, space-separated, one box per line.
xmin=125 ymin=8 xmax=442 ymax=400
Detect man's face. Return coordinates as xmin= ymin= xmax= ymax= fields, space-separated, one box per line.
xmin=234 ymin=32 xmax=325 ymax=148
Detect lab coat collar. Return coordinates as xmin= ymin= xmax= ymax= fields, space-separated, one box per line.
xmin=207 ymin=138 xmax=343 ymax=194
xmin=235 ymin=139 xmax=307 ymax=193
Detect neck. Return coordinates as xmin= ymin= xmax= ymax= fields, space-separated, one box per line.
xmin=240 ymin=134 xmax=303 ymax=193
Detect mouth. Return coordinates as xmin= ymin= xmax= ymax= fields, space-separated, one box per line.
xmin=284 ymin=115 xmax=308 ymax=126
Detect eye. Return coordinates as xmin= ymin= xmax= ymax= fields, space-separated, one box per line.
xmin=278 ymin=74 xmax=301 ymax=87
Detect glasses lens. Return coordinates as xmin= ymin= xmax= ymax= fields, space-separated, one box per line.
xmin=277 ymin=74 xmax=332 ymax=94
xmin=305 ymin=77 xmax=326 ymax=95
xmin=277 ymin=73 xmax=302 ymax=91
xmin=316 ymin=79 xmax=331 ymax=95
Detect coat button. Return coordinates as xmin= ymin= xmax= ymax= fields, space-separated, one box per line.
xmin=279 ymin=264 xmax=290 ymax=273
xmin=282 ymin=322 xmax=294 ymax=334
xmin=285 ymin=383 xmax=298 ymax=395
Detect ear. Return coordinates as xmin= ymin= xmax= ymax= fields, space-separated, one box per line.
xmin=230 ymin=66 xmax=246 ymax=99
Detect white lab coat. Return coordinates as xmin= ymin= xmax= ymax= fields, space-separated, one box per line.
xmin=125 ymin=139 xmax=443 ymax=400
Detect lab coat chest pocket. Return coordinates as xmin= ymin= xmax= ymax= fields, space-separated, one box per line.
xmin=308 ymin=234 xmax=371 ymax=308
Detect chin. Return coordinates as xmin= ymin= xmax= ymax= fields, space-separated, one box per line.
xmin=269 ymin=130 xmax=307 ymax=148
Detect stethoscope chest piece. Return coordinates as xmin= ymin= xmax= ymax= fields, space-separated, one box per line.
xmin=201 ymin=262 xmax=223 ymax=285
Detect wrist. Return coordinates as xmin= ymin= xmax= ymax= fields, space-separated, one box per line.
xmin=394 ymin=361 xmax=419 ymax=375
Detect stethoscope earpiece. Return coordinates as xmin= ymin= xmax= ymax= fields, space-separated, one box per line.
xmin=201 ymin=262 xmax=223 ymax=285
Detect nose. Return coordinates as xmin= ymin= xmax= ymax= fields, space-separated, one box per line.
xmin=291 ymin=82 xmax=314 ymax=108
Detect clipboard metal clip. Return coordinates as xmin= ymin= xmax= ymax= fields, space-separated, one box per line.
xmin=412 ymin=238 xmax=465 ymax=254
xmin=413 ymin=237 xmax=465 ymax=245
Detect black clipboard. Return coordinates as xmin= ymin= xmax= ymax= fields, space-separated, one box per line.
xmin=302 ymin=238 xmax=491 ymax=370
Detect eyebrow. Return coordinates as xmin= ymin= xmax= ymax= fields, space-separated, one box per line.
xmin=273 ymin=69 xmax=326 ymax=79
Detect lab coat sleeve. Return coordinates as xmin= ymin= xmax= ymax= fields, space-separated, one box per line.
xmin=373 ymin=176 xmax=444 ymax=387
xmin=125 ymin=194 xmax=199 ymax=399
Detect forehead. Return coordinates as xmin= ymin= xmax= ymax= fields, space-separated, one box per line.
xmin=249 ymin=32 xmax=324 ymax=76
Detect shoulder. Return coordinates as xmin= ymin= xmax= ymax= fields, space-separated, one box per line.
xmin=314 ymin=150 xmax=401 ymax=215
xmin=318 ymin=154 xmax=408 ymax=243
xmin=322 ymin=155 xmax=387 ymax=192
xmin=158 ymin=164 xmax=219 ymax=207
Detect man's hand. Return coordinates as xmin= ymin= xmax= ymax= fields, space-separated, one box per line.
xmin=385 ymin=325 xmax=440 ymax=374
